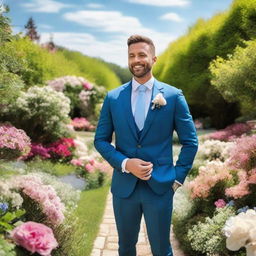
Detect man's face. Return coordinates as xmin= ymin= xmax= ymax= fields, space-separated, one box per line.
xmin=128 ymin=42 xmax=156 ymax=78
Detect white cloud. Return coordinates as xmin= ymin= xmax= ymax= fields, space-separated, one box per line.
xmin=62 ymin=11 xmax=177 ymax=66
xmin=40 ymin=31 xmax=177 ymax=67
xmin=160 ymin=12 xmax=183 ymax=22
xmin=86 ymin=3 xmax=104 ymax=9
xmin=39 ymin=24 xmax=54 ymax=30
xmin=22 ymin=0 xmax=72 ymax=13
xmin=63 ymin=11 xmax=142 ymax=33
xmin=126 ymin=0 xmax=190 ymax=7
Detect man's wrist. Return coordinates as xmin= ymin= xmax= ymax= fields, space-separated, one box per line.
xmin=121 ymin=158 xmax=130 ymax=173
xmin=172 ymin=180 xmax=182 ymax=192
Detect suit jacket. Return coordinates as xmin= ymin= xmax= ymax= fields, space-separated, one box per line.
xmin=94 ymin=79 xmax=198 ymax=198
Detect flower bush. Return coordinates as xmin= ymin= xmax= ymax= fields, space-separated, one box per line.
xmin=0 ymin=170 xmax=80 ymax=255
xmin=197 ymin=139 xmax=233 ymax=162
xmin=26 ymin=137 xmax=76 ymax=162
xmin=188 ymin=160 xmax=232 ymax=199
xmin=47 ymin=75 xmax=106 ymax=119
xmin=11 ymin=221 xmax=58 ymax=256
xmin=187 ymin=207 xmax=236 ymax=256
xmin=72 ymin=158 xmax=111 ymax=190
xmin=0 ymin=124 xmax=31 ymax=160
xmin=1 ymin=86 xmax=71 ymax=144
xmin=0 ymin=179 xmax=23 ymax=209
xmin=207 ymin=123 xmax=252 ymax=142
xmin=14 ymin=174 xmax=65 ymax=225
xmin=174 ymin=133 xmax=256 ymax=256
xmin=228 ymin=135 xmax=256 ymax=171
xmin=71 ymin=117 xmax=95 ymax=131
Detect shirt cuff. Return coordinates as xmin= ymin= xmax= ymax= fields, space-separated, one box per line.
xmin=121 ymin=158 xmax=130 ymax=173
xmin=174 ymin=180 xmax=182 ymax=186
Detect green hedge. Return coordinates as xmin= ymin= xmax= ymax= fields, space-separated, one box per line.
xmin=154 ymin=0 xmax=256 ymax=128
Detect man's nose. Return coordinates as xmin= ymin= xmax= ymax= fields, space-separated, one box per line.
xmin=134 ymin=56 xmax=141 ymax=63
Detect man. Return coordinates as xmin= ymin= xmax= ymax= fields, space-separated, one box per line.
xmin=94 ymin=35 xmax=198 ymax=256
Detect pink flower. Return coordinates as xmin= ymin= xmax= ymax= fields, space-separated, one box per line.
xmin=89 ymin=159 xmax=95 ymax=165
xmin=188 ymin=161 xmax=232 ymax=199
xmin=228 ymin=135 xmax=256 ymax=171
xmin=0 ymin=125 xmax=31 ymax=159
xmin=16 ymin=175 xmax=65 ymax=225
xmin=85 ymin=163 xmax=95 ymax=173
xmin=248 ymin=169 xmax=256 ymax=184
xmin=51 ymin=144 xmax=71 ymax=157
xmin=71 ymin=117 xmax=94 ymax=131
xmin=11 ymin=221 xmax=58 ymax=256
xmin=71 ymin=159 xmax=84 ymax=167
xmin=225 ymin=170 xmax=250 ymax=199
xmin=214 ymin=199 xmax=227 ymax=208
xmin=208 ymin=123 xmax=252 ymax=142
xmin=25 ymin=143 xmax=50 ymax=159
xmin=82 ymin=81 xmax=93 ymax=90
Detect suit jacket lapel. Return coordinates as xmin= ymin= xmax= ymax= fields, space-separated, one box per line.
xmin=121 ymin=81 xmax=139 ymax=141
xmin=139 ymin=80 xmax=164 ymax=142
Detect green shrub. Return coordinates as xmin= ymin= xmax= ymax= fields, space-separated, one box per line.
xmin=154 ymin=0 xmax=256 ymax=128
xmin=60 ymin=49 xmax=121 ymax=89
xmin=210 ymin=40 xmax=256 ymax=118
xmin=1 ymin=86 xmax=71 ymax=143
xmin=0 ymin=235 xmax=16 ymax=256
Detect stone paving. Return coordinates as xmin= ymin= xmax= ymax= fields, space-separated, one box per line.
xmin=91 ymin=191 xmax=186 ymax=256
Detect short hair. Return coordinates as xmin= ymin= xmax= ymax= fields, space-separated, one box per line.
xmin=127 ymin=34 xmax=155 ymax=55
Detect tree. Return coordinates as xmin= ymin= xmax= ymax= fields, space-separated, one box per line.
xmin=24 ymin=17 xmax=40 ymax=42
xmin=210 ymin=40 xmax=256 ymax=119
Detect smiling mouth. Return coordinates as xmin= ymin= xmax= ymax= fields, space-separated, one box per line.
xmin=133 ymin=65 xmax=144 ymax=70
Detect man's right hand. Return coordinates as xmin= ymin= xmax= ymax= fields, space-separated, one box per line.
xmin=125 ymin=158 xmax=153 ymax=180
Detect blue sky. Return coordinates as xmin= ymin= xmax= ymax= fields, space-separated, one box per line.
xmin=4 ymin=0 xmax=233 ymax=67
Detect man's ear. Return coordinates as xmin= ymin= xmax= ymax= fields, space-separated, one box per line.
xmin=153 ymin=56 xmax=157 ymax=63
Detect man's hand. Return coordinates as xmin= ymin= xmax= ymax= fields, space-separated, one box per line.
xmin=125 ymin=158 xmax=153 ymax=180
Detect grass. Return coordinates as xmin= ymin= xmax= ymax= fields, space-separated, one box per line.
xmin=71 ymin=183 xmax=110 ymax=256
xmin=25 ymin=158 xmax=77 ymax=176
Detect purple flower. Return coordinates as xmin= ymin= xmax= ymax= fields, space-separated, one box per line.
xmin=237 ymin=206 xmax=249 ymax=214
xmin=227 ymin=200 xmax=235 ymax=207
xmin=0 ymin=202 xmax=8 ymax=212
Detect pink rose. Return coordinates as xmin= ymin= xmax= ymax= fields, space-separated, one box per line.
xmin=82 ymin=81 xmax=93 ymax=90
xmin=11 ymin=221 xmax=58 ymax=256
xmin=214 ymin=199 xmax=227 ymax=208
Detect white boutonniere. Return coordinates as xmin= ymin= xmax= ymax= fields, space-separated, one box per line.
xmin=151 ymin=93 xmax=167 ymax=110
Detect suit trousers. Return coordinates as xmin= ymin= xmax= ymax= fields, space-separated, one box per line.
xmin=112 ymin=179 xmax=174 ymax=256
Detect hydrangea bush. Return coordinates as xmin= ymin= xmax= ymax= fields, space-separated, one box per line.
xmin=0 ymin=124 xmax=31 ymax=160
xmin=0 ymin=171 xmax=80 ymax=256
xmin=47 ymin=75 xmax=106 ymax=119
xmin=1 ymin=86 xmax=71 ymax=144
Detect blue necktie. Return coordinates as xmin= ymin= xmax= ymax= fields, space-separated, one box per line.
xmin=134 ymin=84 xmax=147 ymax=131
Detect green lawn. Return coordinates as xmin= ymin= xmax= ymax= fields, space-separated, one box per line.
xmin=72 ymin=184 xmax=110 ymax=256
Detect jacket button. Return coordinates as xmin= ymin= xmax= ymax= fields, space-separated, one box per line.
xmin=137 ymin=144 xmax=142 ymax=148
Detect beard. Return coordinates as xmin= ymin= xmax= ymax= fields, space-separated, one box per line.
xmin=129 ymin=63 xmax=152 ymax=78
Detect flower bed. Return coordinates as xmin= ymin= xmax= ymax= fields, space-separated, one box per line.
xmin=173 ymin=128 xmax=256 ymax=256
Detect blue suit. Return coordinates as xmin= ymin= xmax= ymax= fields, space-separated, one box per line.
xmin=94 ymin=79 xmax=198 ymax=255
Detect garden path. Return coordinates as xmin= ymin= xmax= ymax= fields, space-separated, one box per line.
xmin=91 ymin=191 xmax=186 ymax=256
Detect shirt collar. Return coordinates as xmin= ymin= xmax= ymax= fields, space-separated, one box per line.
xmin=132 ymin=77 xmax=154 ymax=92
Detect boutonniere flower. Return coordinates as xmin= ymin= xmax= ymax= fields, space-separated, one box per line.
xmin=151 ymin=93 xmax=167 ymax=110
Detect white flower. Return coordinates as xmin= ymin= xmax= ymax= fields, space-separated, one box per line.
xmin=151 ymin=93 xmax=167 ymax=110
xmin=223 ymin=209 xmax=256 ymax=255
